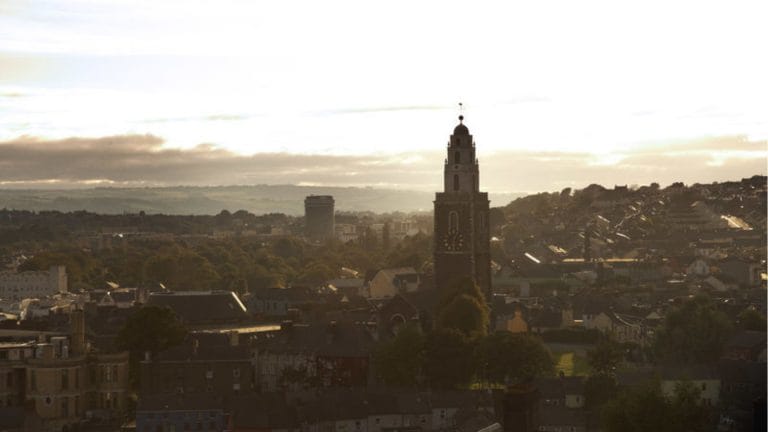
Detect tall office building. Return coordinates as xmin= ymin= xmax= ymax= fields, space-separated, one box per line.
xmin=304 ymin=195 xmax=335 ymax=240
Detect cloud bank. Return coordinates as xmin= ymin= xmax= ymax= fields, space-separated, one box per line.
xmin=0 ymin=134 xmax=764 ymax=193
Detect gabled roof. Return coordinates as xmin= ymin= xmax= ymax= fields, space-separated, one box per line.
xmin=256 ymin=321 xmax=375 ymax=357
xmin=725 ymin=330 xmax=766 ymax=350
xmin=375 ymin=267 xmax=418 ymax=282
xmin=230 ymin=393 xmax=298 ymax=429
xmin=147 ymin=290 xmax=249 ymax=324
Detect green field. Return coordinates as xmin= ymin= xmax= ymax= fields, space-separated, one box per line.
xmin=552 ymin=351 xmax=590 ymax=376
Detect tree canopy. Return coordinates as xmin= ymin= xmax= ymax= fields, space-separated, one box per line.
xmin=602 ymin=380 xmax=711 ymax=432
xmin=373 ymin=324 xmax=425 ymax=387
xmin=436 ymin=277 xmax=489 ymax=337
xmin=653 ymin=295 xmax=733 ymax=364
xmin=116 ymin=306 xmax=187 ymax=357
xmin=587 ymin=339 xmax=625 ymax=374
xmin=423 ymin=328 xmax=477 ymax=389
xmin=475 ymin=331 xmax=553 ymax=385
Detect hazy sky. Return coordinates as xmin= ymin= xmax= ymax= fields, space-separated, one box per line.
xmin=1 ymin=0 xmax=766 ymax=193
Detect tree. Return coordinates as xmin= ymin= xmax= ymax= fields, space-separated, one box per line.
xmin=602 ymin=381 xmax=672 ymax=432
xmin=476 ymin=331 xmax=553 ymax=385
xmin=117 ymin=306 xmax=187 ymax=356
xmin=272 ymin=236 xmax=305 ymax=260
xmin=587 ymin=339 xmax=624 ymax=374
xmin=602 ymin=379 xmax=710 ymax=432
xmin=382 ymin=222 xmax=392 ymax=250
xmin=669 ymin=380 xmax=710 ymax=432
xmin=373 ymin=324 xmax=425 ymax=387
xmin=298 ymin=262 xmax=336 ymax=286
xmin=737 ymin=308 xmax=767 ymax=332
xmin=584 ymin=373 xmax=618 ymax=409
xmin=423 ymin=328 xmax=477 ymax=389
xmin=116 ymin=306 xmax=187 ymax=387
xmin=440 ymin=276 xmax=486 ymax=306
xmin=653 ymin=295 xmax=733 ymax=364
xmin=437 ymin=294 xmax=489 ymax=337
xmin=436 ymin=277 xmax=490 ymax=337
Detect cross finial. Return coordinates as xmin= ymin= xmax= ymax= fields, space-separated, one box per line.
xmin=458 ymin=102 xmax=464 ymax=123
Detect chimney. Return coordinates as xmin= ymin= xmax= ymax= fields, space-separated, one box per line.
xmin=325 ymin=321 xmax=338 ymax=344
xmin=69 ymin=308 xmax=85 ymax=356
xmin=280 ymin=320 xmax=294 ymax=332
xmin=228 ymin=331 xmax=239 ymax=347
xmin=38 ymin=344 xmax=54 ymax=360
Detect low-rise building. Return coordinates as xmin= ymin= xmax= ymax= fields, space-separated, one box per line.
xmin=0 ymin=309 xmax=130 ymax=431
xmin=0 ymin=266 xmax=67 ymax=301
xmin=367 ymin=268 xmax=420 ymax=299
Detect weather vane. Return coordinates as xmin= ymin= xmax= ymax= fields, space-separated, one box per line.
xmin=458 ymin=102 xmax=464 ymax=122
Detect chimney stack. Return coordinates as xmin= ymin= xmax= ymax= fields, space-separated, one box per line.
xmin=69 ymin=308 xmax=85 ymax=356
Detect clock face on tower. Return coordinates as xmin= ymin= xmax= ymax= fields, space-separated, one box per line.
xmin=442 ymin=230 xmax=464 ymax=251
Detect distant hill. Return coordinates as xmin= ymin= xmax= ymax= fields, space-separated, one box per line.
xmin=0 ymin=185 xmax=524 ymax=215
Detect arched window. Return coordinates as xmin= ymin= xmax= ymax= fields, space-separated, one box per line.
xmin=454 ymin=151 xmax=461 ymax=164
xmin=479 ymin=213 xmax=486 ymax=230
xmin=453 ymin=174 xmax=459 ymax=191
xmin=449 ymin=211 xmax=458 ymax=232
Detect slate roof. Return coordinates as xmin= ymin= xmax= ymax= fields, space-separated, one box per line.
xmin=230 ymin=392 xmax=298 ymax=429
xmin=153 ymin=339 xmax=251 ymax=362
xmin=537 ymin=406 xmax=586 ymax=427
xmin=137 ymin=393 xmax=226 ymax=411
xmin=256 ymin=321 xmax=375 ymax=357
xmin=725 ymin=330 xmax=766 ymax=350
xmin=717 ymin=359 xmax=767 ymax=384
xmin=617 ymin=365 xmax=718 ymax=386
xmin=535 ymin=376 xmax=585 ymax=398
xmin=147 ymin=290 xmax=249 ymax=324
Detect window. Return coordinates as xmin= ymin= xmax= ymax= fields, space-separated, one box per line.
xmin=61 ymin=369 xmax=69 ymax=390
xmin=453 ymin=174 xmax=459 ymax=191
xmin=89 ymin=365 xmax=96 ymax=384
xmin=449 ymin=211 xmax=458 ymax=232
xmin=454 ymin=151 xmax=461 ymax=164
xmin=62 ymin=396 xmax=69 ymax=417
xmin=233 ymin=368 xmax=240 ymax=378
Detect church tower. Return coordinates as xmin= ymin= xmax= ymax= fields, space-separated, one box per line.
xmin=433 ymin=115 xmax=492 ymax=300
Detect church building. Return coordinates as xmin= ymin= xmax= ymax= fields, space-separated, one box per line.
xmin=433 ymin=115 xmax=492 ymax=300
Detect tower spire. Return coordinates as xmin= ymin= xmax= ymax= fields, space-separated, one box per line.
xmin=458 ymin=102 xmax=464 ymax=123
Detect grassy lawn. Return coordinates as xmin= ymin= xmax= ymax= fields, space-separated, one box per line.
xmin=552 ymin=351 xmax=590 ymax=376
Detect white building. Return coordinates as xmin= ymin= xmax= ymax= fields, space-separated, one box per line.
xmin=0 ymin=266 xmax=67 ymax=301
